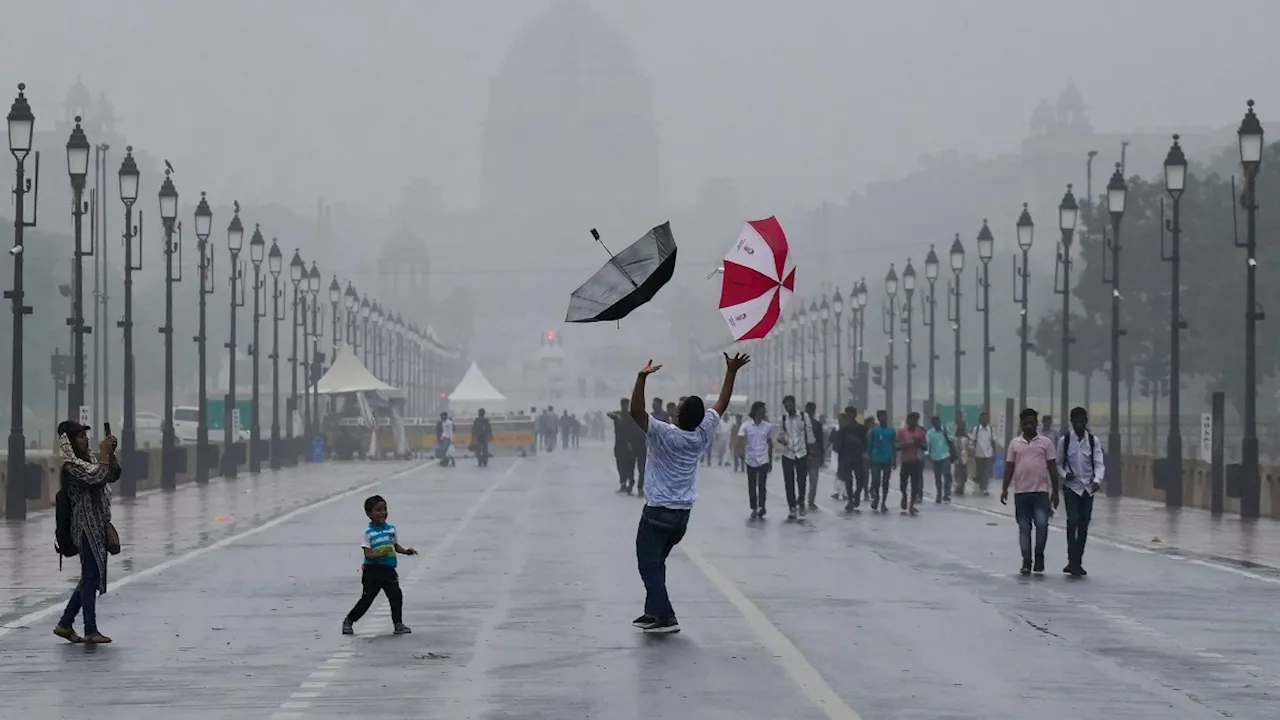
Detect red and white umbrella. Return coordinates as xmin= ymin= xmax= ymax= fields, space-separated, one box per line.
xmin=717 ymin=217 xmax=795 ymax=340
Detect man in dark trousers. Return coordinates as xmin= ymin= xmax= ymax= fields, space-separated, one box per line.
xmin=833 ymin=406 xmax=868 ymax=511
xmin=608 ymin=398 xmax=640 ymax=494
xmin=1059 ymin=406 xmax=1104 ymax=576
xmin=472 ymin=408 xmax=493 ymax=467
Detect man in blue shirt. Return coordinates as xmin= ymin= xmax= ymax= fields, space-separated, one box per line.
xmin=628 ymin=351 xmax=749 ymax=634
xmin=867 ymin=410 xmax=897 ymax=512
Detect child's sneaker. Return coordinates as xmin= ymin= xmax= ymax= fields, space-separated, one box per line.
xmin=341 ymin=620 xmax=354 ymax=635
xmin=394 ymin=623 xmax=412 ymax=635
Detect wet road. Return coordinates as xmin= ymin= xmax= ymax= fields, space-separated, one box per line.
xmin=0 ymin=447 xmax=1277 ymax=719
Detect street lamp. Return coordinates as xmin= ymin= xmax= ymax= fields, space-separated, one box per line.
xmin=883 ymin=264 xmax=899 ymax=424
xmin=307 ymin=262 xmax=321 ymax=438
xmin=1237 ymin=101 xmax=1264 ymax=519
xmin=360 ymin=295 xmax=372 ymax=366
xmin=344 ymin=282 xmax=358 ymax=355
xmin=288 ymin=249 xmax=304 ymax=463
xmin=157 ymin=170 xmax=180 ymax=491
xmin=947 ymin=234 xmax=965 ymax=420
xmin=832 ymin=288 xmax=844 ymax=411
xmin=1105 ymin=162 xmax=1127 ymax=497
xmin=329 ymin=275 xmax=341 ymax=369
xmin=1158 ymin=135 xmax=1188 ymax=508
xmin=6 ymin=84 xmax=37 ymax=520
xmin=65 ymin=116 xmax=91 ymax=422
xmin=1056 ymin=185 xmax=1078 ymax=437
xmin=976 ymin=220 xmax=994 ymax=416
xmin=193 ymin=192 xmax=213 ymax=483
xmin=797 ymin=302 xmax=809 ymax=401
xmin=902 ymin=259 xmax=916 ymax=416
xmin=1013 ymin=203 xmax=1033 ymax=411
xmin=808 ymin=298 xmax=820 ymax=407
xmin=115 ymin=146 xmax=140 ymax=497
xmin=224 ymin=204 xmax=245 ymax=478
xmin=248 ymin=225 xmax=266 ymax=474
xmin=268 ymin=239 xmax=283 ymax=470
xmin=789 ymin=309 xmax=801 ymax=400
xmin=923 ymin=245 xmax=939 ymax=416
xmin=854 ymin=279 xmax=868 ymax=410
xmin=818 ymin=297 xmax=830 ymax=413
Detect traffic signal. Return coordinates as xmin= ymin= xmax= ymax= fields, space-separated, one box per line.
xmin=871 ymin=365 xmax=884 ymax=387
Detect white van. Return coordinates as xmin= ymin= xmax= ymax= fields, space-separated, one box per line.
xmin=173 ymin=406 xmax=201 ymax=443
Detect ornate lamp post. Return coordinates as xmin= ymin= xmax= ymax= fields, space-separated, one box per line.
xmin=1014 ymin=203 xmax=1034 ymax=411
xmin=902 ymin=259 xmax=917 ymax=416
xmin=360 ymin=295 xmax=372 ymax=366
xmin=976 ymin=220 xmax=994 ymax=415
xmin=248 ymin=225 xmax=265 ymax=473
xmin=853 ymin=279 xmax=868 ymax=409
xmin=223 ymin=204 xmax=245 ymax=478
xmin=65 ymin=116 xmax=91 ymax=421
xmin=193 ymin=192 xmax=213 ymax=483
xmin=1056 ymin=186 xmax=1079 ymax=434
xmin=1159 ymin=136 xmax=1188 ymax=507
xmin=288 ymin=249 xmax=304 ymax=460
xmin=329 ymin=275 xmax=341 ymax=367
xmin=796 ymin=303 xmax=808 ymax=399
xmin=788 ymin=310 xmax=800 ymax=399
xmin=808 ymin=299 xmax=820 ymax=406
xmin=307 ymin=262 xmax=321 ymax=437
xmin=157 ymin=170 xmax=180 ymax=491
xmin=832 ymin=289 xmax=844 ymax=410
xmin=883 ymin=265 xmax=899 ymax=423
xmin=923 ymin=246 xmax=940 ymax=416
xmin=344 ymin=282 xmax=359 ymax=356
xmin=1237 ymin=102 xmax=1264 ymax=519
xmin=947 ymin=235 xmax=965 ymax=421
xmin=818 ymin=298 xmax=830 ymax=412
xmin=1104 ymin=164 xmax=1128 ymax=497
xmin=6 ymin=84 xmax=37 ymax=519
xmin=116 ymin=147 xmax=139 ymax=496
xmin=267 ymin=239 xmax=283 ymax=470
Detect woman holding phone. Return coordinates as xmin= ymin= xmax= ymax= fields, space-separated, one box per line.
xmin=53 ymin=420 xmax=121 ymax=644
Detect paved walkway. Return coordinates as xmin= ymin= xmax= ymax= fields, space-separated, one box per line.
xmin=0 ymin=445 xmax=1277 ymax=719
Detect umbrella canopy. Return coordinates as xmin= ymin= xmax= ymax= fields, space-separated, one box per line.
xmin=718 ymin=217 xmax=795 ymax=340
xmin=566 ymin=222 xmax=677 ymax=323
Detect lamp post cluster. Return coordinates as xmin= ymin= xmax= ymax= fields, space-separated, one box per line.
xmin=3 ymin=83 xmax=454 ymax=521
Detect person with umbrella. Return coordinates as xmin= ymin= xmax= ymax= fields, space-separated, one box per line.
xmin=629 ymin=352 xmax=750 ymax=634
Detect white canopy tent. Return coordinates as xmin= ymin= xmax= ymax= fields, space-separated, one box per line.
xmin=317 ymin=344 xmax=403 ymax=398
xmin=448 ymin=362 xmax=508 ymax=415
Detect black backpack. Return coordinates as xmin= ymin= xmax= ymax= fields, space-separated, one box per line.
xmin=55 ymin=477 xmax=79 ymax=565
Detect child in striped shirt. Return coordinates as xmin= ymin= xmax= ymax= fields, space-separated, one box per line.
xmin=343 ymin=495 xmax=417 ymax=635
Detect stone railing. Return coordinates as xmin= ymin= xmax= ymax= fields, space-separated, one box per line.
xmin=1120 ymin=454 xmax=1280 ymax=519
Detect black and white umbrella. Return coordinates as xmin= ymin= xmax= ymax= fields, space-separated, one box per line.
xmin=565 ymin=222 xmax=678 ymax=323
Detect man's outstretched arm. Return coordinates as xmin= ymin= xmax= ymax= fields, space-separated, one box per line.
xmin=630 ymin=360 xmax=662 ymax=432
xmin=714 ymin=353 xmax=751 ymax=417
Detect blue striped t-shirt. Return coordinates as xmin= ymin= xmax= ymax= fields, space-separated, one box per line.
xmin=644 ymin=409 xmax=720 ymax=509
xmin=361 ymin=522 xmax=397 ymax=567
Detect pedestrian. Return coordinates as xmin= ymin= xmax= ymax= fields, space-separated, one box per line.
xmin=731 ymin=413 xmax=746 ymax=472
xmin=777 ymin=395 xmax=814 ymax=520
xmin=629 ymin=352 xmax=749 ymax=634
xmin=608 ymin=398 xmax=639 ymax=494
xmin=53 ymin=420 xmax=121 ymax=645
xmin=1001 ymin=408 xmax=1062 ymax=575
xmin=833 ymin=406 xmax=868 ymax=511
xmin=1059 ymin=407 xmax=1104 ymax=577
xmin=472 ymin=408 xmax=493 ymax=467
xmin=560 ymin=410 xmax=573 ymax=449
xmin=342 ymin=494 xmax=418 ymax=635
xmin=714 ymin=411 xmax=733 ymax=466
xmin=650 ymin=397 xmax=668 ymax=423
xmin=436 ymin=411 xmax=455 ymax=467
xmin=804 ymin=401 xmax=824 ymax=510
xmin=1039 ymin=414 xmax=1059 ymax=449
xmin=926 ymin=415 xmax=954 ymax=503
xmin=952 ymin=424 xmax=972 ymax=496
xmin=973 ymin=412 xmax=997 ymax=495
xmin=739 ymin=401 xmax=773 ymax=519
xmin=867 ymin=411 xmax=896 ymax=512
xmin=896 ymin=412 xmax=927 ymax=515
xmin=529 ymin=406 xmax=539 ymax=455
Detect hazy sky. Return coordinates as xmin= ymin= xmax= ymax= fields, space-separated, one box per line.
xmin=5 ymin=0 xmax=1277 ymax=217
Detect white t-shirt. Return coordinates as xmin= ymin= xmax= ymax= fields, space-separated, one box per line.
xmin=644 ymin=409 xmax=720 ymax=509
xmin=738 ymin=419 xmax=772 ymax=468
xmin=441 ymin=419 xmax=454 ymax=441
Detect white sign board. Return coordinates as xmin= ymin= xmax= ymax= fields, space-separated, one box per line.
xmin=79 ymin=405 xmax=92 ymax=435
xmin=1200 ymin=413 xmax=1213 ymax=463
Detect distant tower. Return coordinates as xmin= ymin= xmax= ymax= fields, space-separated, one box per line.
xmin=65 ymin=76 xmax=91 ymax=124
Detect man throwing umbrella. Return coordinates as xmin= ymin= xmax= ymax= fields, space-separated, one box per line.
xmin=629 ymin=351 xmax=750 ymax=634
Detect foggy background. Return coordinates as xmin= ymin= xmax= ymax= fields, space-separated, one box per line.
xmin=3 ymin=0 xmax=1279 ymax=445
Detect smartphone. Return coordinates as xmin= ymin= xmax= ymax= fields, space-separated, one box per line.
xmin=103 ymin=422 xmax=112 ymax=437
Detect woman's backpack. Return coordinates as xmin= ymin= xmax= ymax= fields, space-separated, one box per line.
xmin=55 ymin=483 xmax=78 ymax=566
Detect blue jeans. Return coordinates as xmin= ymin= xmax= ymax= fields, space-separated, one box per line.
xmin=635 ymin=505 xmax=690 ymax=620
xmin=1014 ymin=492 xmax=1051 ymax=565
xmin=58 ymin=535 xmax=101 ymax=635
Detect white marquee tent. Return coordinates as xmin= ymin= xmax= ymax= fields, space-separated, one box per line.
xmin=317 ymin=344 xmax=403 ymax=398
xmin=448 ymin=362 xmax=508 ymax=415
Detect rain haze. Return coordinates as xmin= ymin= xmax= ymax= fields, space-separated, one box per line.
xmin=3 ymin=1 xmax=1280 ymax=718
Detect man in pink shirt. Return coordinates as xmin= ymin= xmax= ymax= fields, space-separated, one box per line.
xmin=1001 ymin=408 xmax=1061 ymax=575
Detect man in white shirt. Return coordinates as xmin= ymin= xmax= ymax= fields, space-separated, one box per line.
xmin=777 ymin=395 xmax=813 ymax=520
xmin=437 ymin=412 xmax=455 ymax=467
xmin=738 ymin=401 xmax=773 ymax=519
xmin=973 ymin=412 xmax=997 ymax=495
xmin=1058 ymin=406 xmax=1105 ymax=577
xmin=628 ymin=352 xmax=749 ymax=634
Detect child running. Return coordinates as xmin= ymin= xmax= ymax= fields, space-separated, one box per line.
xmin=343 ymin=494 xmax=418 ymax=635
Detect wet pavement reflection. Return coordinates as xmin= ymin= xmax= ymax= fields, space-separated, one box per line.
xmin=0 ymin=447 xmax=1276 ymax=719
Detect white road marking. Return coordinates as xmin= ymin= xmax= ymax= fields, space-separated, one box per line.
xmin=273 ymin=458 xmax=523 ymax=714
xmin=0 ymin=461 xmax=432 ymax=639
xmin=680 ymin=541 xmax=865 ymax=720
